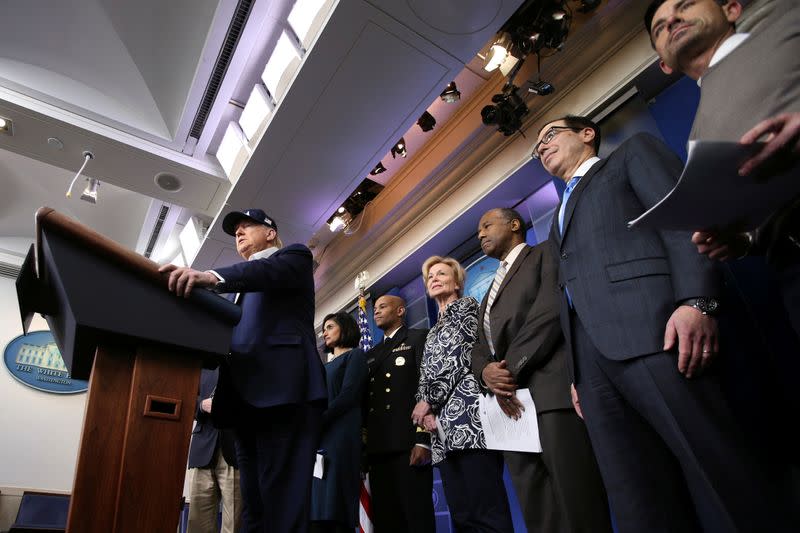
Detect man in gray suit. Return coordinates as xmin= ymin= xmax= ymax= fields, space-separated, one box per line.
xmin=471 ymin=207 xmax=611 ymax=533
xmin=538 ymin=114 xmax=788 ymax=532
xmin=646 ymin=0 xmax=800 ymax=336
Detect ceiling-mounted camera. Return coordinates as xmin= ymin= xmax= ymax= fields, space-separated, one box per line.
xmin=481 ymin=85 xmax=529 ymax=137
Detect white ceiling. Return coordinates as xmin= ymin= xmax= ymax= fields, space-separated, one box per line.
xmin=0 ymin=0 xmax=523 ymax=273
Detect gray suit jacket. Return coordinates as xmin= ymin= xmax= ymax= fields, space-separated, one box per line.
xmin=471 ymin=243 xmax=572 ymax=413
xmin=690 ymin=0 xmax=800 ymax=265
xmin=548 ymin=133 xmax=721 ymax=360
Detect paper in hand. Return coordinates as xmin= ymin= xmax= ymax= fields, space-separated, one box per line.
xmin=628 ymin=140 xmax=799 ymax=231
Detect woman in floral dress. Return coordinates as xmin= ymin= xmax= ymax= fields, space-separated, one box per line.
xmin=411 ymin=255 xmax=513 ymax=532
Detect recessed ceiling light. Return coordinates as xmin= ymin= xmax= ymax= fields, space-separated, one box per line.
xmin=0 ymin=116 xmax=12 ymax=135
xmin=47 ymin=137 xmax=64 ymax=150
xmin=262 ymin=31 xmax=301 ymax=101
xmin=239 ymin=85 xmax=272 ymax=141
xmin=155 ymin=172 xmax=183 ymax=192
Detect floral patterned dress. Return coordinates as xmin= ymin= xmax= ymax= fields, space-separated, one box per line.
xmin=416 ymin=296 xmax=485 ymax=464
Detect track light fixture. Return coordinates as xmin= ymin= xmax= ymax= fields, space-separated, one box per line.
xmin=0 ymin=116 xmax=11 ymax=135
xmin=417 ymin=111 xmax=436 ymax=132
xmin=370 ymin=162 xmax=387 ymax=175
xmin=80 ymin=178 xmax=100 ymax=204
xmin=440 ymin=82 xmax=461 ymax=103
xmin=390 ymin=138 xmax=407 ymax=159
xmin=577 ymin=0 xmax=602 ymax=13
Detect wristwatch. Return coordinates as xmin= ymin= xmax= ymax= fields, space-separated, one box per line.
xmin=682 ymin=297 xmax=720 ymax=316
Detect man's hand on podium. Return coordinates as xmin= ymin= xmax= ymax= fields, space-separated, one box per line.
xmin=159 ymin=264 xmax=218 ymax=297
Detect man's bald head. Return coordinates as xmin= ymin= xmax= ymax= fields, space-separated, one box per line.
xmin=373 ymin=294 xmax=407 ymax=332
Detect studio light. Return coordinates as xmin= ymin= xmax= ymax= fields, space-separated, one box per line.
xmin=390 ymin=138 xmax=407 ymax=159
xmin=80 ymin=178 xmax=100 ymax=204
xmin=578 ymin=0 xmax=602 ymax=13
xmin=417 ymin=111 xmax=436 ymax=132
xmin=440 ymin=82 xmax=461 ymax=103
xmin=328 ymin=210 xmax=352 ymax=232
xmin=370 ymin=162 xmax=387 ymax=175
xmin=484 ymin=33 xmax=512 ymax=72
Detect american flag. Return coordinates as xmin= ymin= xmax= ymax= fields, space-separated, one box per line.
xmin=357 ymin=294 xmax=374 ymax=533
xmin=357 ymin=295 xmax=373 ymax=351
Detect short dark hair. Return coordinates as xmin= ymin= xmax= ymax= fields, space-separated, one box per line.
xmin=645 ymin=0 xmax=730 ymax=36
xmin=323 ymin=312 xmax=361 ymax=349
xmin=539 ymin=115 xmax=601 ymax=155
xmin=496 ymin=208 xmax=526 ymax=236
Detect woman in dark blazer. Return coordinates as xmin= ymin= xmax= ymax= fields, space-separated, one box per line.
xmin=311 ymin=312 xmax=368 ymax=533
xmin=411 ymin=256 xmax=513 ymax=533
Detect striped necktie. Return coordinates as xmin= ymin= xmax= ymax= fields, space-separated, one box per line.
xmin=483 ymin=261 xmax=507 ymax=356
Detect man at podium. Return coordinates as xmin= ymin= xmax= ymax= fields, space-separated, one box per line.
xmin=160 ymin=208 xmax=327 ymax=533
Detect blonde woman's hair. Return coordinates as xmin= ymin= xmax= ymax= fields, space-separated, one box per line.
xmin=421 ymin=256 xmax=466 ymax=298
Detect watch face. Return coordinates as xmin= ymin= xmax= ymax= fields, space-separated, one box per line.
xmin=699 ymin=297 xmax=719 ymax=313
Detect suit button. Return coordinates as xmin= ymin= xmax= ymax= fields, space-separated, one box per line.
xmin=385 ymin=404 xmax=391 ymax=410
xmin=385 ymin=373 xmax=391 ymax=378
xmin=369 ymin=408 xmax=374 ymax=412
xmin=385 ymin=388 xmax=391 ymax=393
xmin=561 ymin=252 xmax=568 ymax=260
xmin=369 ymin=391 xmax=374 ymax=396
xmin=370 ymin=377 xmax=374 ymax=382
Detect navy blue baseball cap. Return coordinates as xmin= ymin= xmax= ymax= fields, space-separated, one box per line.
xmin=222 ymin=208 xmax=277 ymax=236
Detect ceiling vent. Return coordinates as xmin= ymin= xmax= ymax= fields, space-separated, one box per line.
xmin=144 ymin=204 xmax=171 ymax=258
xmin=189 ymin=0 xmax=256 ymax=140
xmin=0 ymin=261 xmax=21 ymax=280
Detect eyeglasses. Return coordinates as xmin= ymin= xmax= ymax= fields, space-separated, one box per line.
xmin=532 ymin=126 xmax=581 ymax=159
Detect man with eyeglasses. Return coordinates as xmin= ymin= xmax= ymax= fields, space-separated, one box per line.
xmin=535 ymin=115 xmax=788 ymax=532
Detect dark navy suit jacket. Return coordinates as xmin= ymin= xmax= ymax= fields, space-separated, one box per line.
xmin=548 ymin=133 xmax=721 ymax=360
xmin=212 ymin=244 xmax=327 ymax=411
xmin=188 ymin=368 xmax=237 ymax=468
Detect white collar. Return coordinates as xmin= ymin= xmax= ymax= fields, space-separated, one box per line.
xmin=248 ymin=246 xmax=278 ymax=261
xmin=698 ymin=33 xmax=749 ymax=86
xmin=501 ymin=242 xmax=527 ymax=270
xmin=572 ymin=156 xmax=601 ymax=179
xmin=384 ymin=326 xmax=402 ymax=340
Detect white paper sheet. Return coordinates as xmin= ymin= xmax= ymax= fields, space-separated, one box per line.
xmin=313 ymin=452 xmax=325 ymax=479
xmin=628 ymin=140 xmax=800 ymax=231
xmin=478 ymin=389 xmax=542 ymax=453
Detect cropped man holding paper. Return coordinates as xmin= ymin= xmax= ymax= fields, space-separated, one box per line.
xmin=647 ymin=0 xmax=800 ymax=336
xmin=470 ymin=208 xmax=610 ymax=533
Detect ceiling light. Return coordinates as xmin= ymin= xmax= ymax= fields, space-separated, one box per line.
xmin=483 ymin=33 xmax=512 ymax=72
xmin=328 ymin=212 xmax=352 ymax=233
xmin=239 ymin=85 xmax=273 ymax=141
xmin=417 ymin=111 xmax=436 ymax=132
xmin=440 ymin=82 xmax=461 ymax=103
xmin=80 ymin=178 xmax=100 ymax=204
xmin=390 ymin=138 xmax=407 ymax=159
xmin=370 ymin=162 xmax=387 ymax=175
xmin=0 ymin=117 xmax=12 ymax=135
xmin=288 ymin=0 xmax=326 ymax=46
xmin=578 ymin=0 xmax=602 ymax=12
xmin=179 ymin=216 xmax=207 ymax=265
xmin=216 ymin=122 xmax=249 ymax=180
xmin=552 ymin=10 xmax=567 ymax=21
xmin=262 ymin=31 xmax=301 ymax=101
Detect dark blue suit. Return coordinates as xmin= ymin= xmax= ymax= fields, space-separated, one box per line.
xmin=212 ymin=244 xmax=327 ymax=533
xmin=548 ymin=134 xmax=787 ymax=532
xmin=189 ymin=368 xmax=237 ymax=469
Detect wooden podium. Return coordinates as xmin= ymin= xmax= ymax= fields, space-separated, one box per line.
xmin=15 ymin=208 xmax=241 ymax=533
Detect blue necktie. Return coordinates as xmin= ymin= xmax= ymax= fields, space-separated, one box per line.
xmin=558 ymin=176 xmax=581 ymax=307
xmin=558 ymin=176 xmax=581 ymax=235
